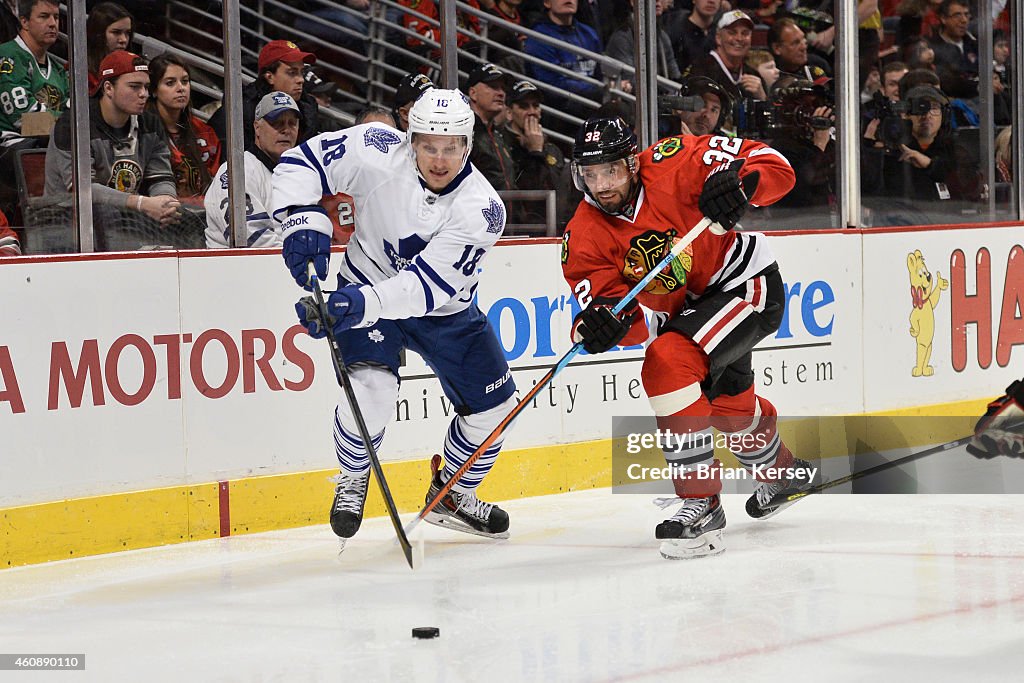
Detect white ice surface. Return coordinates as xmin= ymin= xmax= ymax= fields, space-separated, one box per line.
xmin=2 ymin=490 xmax=1024 ymax=682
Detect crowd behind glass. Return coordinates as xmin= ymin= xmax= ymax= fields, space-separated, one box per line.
xmin=0 ymin=0 xmax=1016 ymax=255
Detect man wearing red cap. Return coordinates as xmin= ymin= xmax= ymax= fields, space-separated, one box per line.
xmin=209 ymin=39 xmax=320 ymax=152
xmin=44 ymin=50 xmax=191 ymax=249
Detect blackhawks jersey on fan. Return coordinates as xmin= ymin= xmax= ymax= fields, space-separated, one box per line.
xmin=0 ymin=36 xmax=68 ymax=147
xmin=562 ymin=133 xmax=795 ymax=347
xmin=272 ymin=123 xmax=506 ymax=320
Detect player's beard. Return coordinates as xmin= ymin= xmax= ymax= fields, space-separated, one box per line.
xmin=594 ymin=179 xmax=639 ymax=216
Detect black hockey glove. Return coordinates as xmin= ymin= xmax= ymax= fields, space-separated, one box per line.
xmin=698 ymin=158 xmax=760 ymax=234
xmin=572 ymin=298 xmax=640 ymax=354
xmin=966 ymin=379 xmax=1024 ymax=459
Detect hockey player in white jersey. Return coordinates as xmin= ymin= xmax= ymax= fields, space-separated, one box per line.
xmin=272 ymin=88 xmax=518 ymax=541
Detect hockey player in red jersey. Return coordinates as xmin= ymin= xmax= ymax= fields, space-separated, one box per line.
xmin=562 ymin=117 xmax=816 ymax=559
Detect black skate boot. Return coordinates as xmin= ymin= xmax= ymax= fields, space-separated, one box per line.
xmin=423 ymin=455 xmax=510 ymax=539
xmin=654 ymin=494 xmax=727 ymax=559
xmin=746 ymin=458 xmax=817 ymax=520
xmin=329 ymin=471 xmax=370 ymax=538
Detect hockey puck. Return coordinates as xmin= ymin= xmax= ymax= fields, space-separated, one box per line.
xmin=411 ymin=627 xmax=440 ymax=639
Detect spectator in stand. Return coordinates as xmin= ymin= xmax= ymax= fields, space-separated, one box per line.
xmin=304 ymin=68 xmax=344 ymax=133
xmin=745 ymin=49 xmax=780 ymax=93
xmin=927 ymin=0 xmax=978 ymax=99
xmin=882 ymin=61 xmax=910 ymax=101
xmin=675 ymin=75 xmax=730 ymax=136
xmin=662 ymin=0 xmax=721 ymax=76
xmin=896 ymin=0 xmax=942 ymax=50
xmin=86 ymin=2 xmax=132 ymax=96
xmin=147 ymin=53 xmax=221 ymax=204
xmin=45 ymin=51 xmax=191 ymax=248
xmin=208 ymin=39 xmax=319 ymax=152
xmin=684 ymin=10 xmax=767 ymax=117
xmin=0 ymin=207 xmax=19 ymax=256
xmin=524 ymin=0 xmax=604 ymax=108
xmin=354 ymin=105 xmax=395 ymax=126
xmin=501 ymin=79 xmax=580 ymax=229
xmin=993 ymin=29 xmax=1011 ymax=126
xmin=0 ymin=0 xmax=69 ymax=219
xmin=464 ymin=62 xmax=515 ymax=192
xmin=204 ymin=91 xmax=299 ymax=249
xmin=903 ymin=37 xmax=936 ymax=71
xmin=400 ymin=0 xmax=482 ymax=60
xmin=604 ymin=0 xmax=680 ymax=90
xmin=391 ymin=72 xmax=433 ymax=132
xmin=485 ymin=0 xmax=527 ymax=72
xmin=862 ymin=84 xmax=982 ymax=206
xmin=768 ymin=17 xmax=831 ymax=83
xmin=576 ymin=0 xmax=614 ymax=43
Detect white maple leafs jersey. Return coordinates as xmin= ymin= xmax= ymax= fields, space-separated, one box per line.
xmin=204 ymin=151 xmax=282 ymax=249
xmin=271 ymin=123 xmax=507 ymax=319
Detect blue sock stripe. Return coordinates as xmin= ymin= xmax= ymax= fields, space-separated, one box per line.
xmin=333 ymin=421 xmax=384 ymax=473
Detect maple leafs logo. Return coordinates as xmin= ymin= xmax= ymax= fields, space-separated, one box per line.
xmin=482 ymin=199 xmax=504 ymax=235
xmin=363 ymin=127 xmax=402 ymax=154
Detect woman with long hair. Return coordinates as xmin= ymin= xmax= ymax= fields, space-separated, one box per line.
xmin=147 ymin=53 xmax=221 ymax=202
xmin=87 ymin=2 xmax=133 ymax=94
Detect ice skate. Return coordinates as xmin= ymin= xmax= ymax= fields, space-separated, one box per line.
xmin=654 ymin=494 xmax=726 ymax=559
xmin=329 ymin=471 xmax=370 ymax=538
xmin=746 ymin=458 xmax=817 ymax=520
xmin=423 ymin=455 xmax=510 ymax=539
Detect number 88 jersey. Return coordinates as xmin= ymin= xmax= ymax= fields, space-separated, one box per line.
xmin=0 ymin=37 xmax=69 ymax=145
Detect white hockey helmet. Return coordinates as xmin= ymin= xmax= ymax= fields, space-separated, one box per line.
xmin=407 ymin=87 xmax=475 ymax=154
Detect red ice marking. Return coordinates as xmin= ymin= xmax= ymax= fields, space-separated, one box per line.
xmin=606 ymin=591 xmax=1024 ymax=681
xmin=219 ymin=481 xmax=230 ymax=537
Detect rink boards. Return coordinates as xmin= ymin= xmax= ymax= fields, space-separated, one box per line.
xmin=1 ymin=224 xmax=1021 ymax=566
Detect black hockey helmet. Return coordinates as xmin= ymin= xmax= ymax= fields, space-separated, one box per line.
xmin=679 ymin=75 xmax=733 ymax=128
xmin=572 ymin=117 xmax=637 ymax=167
xmin=571 ymin=117 xmax=641 ymax=214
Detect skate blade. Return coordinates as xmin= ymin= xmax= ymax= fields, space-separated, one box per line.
xmin=423 ymin=511 xmax=510 ymax=540
xmin=659 ymin=530 xmax=725 ymax=560
xmin=752 ymin=493 xmax=807 ymax=521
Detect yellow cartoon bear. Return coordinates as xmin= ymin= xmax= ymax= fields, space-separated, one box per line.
xmin=907 ymin=250 xmax=949 ymax=377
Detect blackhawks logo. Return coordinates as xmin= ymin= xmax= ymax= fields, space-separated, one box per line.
xmin=109 ymin=159 xmax=142 ymax=193
xmin=651 ymin=136 xmax=683 ymax=163
xmin=35 ymin=84 xmax=65 ymax=111
xmin=622 ymin=229 xmax=692 ymax=294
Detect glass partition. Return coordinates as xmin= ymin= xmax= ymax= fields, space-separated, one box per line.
xmin=1 ymin=0 xmax=1019 ymax=255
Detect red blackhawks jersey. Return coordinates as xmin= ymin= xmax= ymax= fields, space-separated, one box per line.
xmin=562 ymin=134 xmax=795 ymax=347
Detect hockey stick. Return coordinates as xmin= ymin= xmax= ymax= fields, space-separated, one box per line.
xmin=781 ymin=435 xmax=974 ymax=503
xmin=307 ymin=266 xmax=415 ymax=568
xmin=404 ymin=216 xmax=714 ymax=537
xmin=781 ymin=415 xmax=1024 ymax=502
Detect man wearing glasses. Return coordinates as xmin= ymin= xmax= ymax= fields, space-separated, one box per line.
xmin=862 ymin=84 xmax=983 ymax=207
xmin=927 ymin=0 xmax=979 ymax=99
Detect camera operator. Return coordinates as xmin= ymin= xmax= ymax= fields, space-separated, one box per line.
xmin=667 ymin=75 xmax=731 ymax=137
xmin=862 ymin=84 xmax=983 ymax=211
xmin=766 ymin=79 xmax=837 ymax=226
